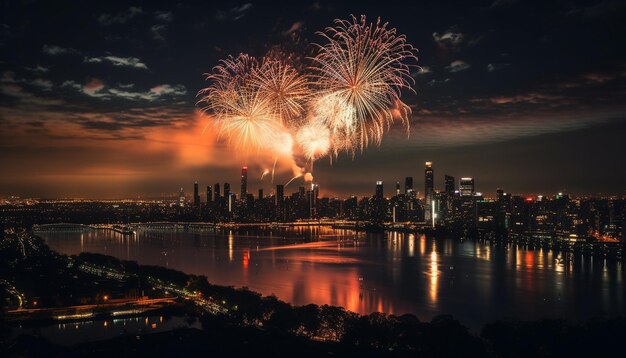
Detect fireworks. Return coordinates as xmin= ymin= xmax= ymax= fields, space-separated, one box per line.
xmin=197 ymin=55 xmax=282 ymax=150
xmin=296 ymin=122 xmax=331 ymax=160
xmin=198 ymin=15 xmax=418 ymax=179
xmin=310 ymin=15 xmax=417 ymax=152
xmin=252 ymin=60 xmax=310 ymax=126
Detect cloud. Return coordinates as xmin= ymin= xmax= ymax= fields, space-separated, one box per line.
xmin=154 ymin=11 xmax=174 ymax=22
xmin=25 ymin=65 xmax=49 ymax=73
xmin=433 ymin=27 xmax=481 ymax=51
xmin=150 ymin=84 xmax=186 ymax=96
xmin=83 ymin=78 xmax=106 ymax=97
xmin=108 ymin=84 xmax=187 ymax=101
xmin=282 ymin=21 xmax=304 ymax=35
xmin=1 ymin=71 xmax=53 ymax=90
xmin=446 ymin=60 xmax=471 ymax=73
xmin=433 ymin=30 xmax=464 ymax=48
xmin=0 ymin=83 xmax=63 ymax=106
xmin=42 ymin=44 xmax=78 ymax=56
xmin=29 ymin=78 xmax=53 ymax=90
xmin=98 ymin=6 xmax=143 ymax=26
xmin=62 ymin=79 xmax=108 ymax=98
xmin=151 ymin=24 xmax=167 ymax=41
xmin=487 ymin=63 xmax=510 ymax=72
xmin=84 ymin=55 xmax=148 ymax=69
xmin=215 ymin=3 xmax=253 ymax=21
xmin=62 ymin=79 xmax=186 ymax=101
xmin=488 ymin=93 xmax=563 ymax=105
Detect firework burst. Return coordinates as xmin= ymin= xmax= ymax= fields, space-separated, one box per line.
xmin=310 ymin=15 xmax=418 ymax=152
xmin=252 ymin=60 xmax=310 ymax=126
xmin=198 ymin=54 xmax=282 ymax=150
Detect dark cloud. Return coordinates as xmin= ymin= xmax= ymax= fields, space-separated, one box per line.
xmin=154 ymin=11 xmax=174 ymax=22
xmin=42 ymin=44 xmax=78 ymax=56
xmin=98 ymin=6 xmax=143 ymax=26
xmin=83 ymin=55 xmax=149 ymax=69
xmin=215 ymin=3 xmax=253 ymax=21
xmin=446 ymin=60 xmax=471 ymax=73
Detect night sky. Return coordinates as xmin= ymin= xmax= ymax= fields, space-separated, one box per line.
xmin=1 ymin=0 xmax=625 ymax=199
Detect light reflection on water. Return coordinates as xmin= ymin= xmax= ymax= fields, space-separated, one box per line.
xmin=41 ymin=226 xmax=625 ymax=330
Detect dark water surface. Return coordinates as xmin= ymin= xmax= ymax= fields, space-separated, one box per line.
xmin=41 ymin=226 xmax=625 ymax=330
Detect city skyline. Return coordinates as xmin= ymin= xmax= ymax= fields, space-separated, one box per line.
xmin=1 ymin=1 xmax=625 ymax=197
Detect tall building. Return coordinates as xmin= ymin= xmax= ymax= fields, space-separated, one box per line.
xmin=373 ymin=181 xmax=385 ymax=224
xmin=396 ymin=181 xmax=401 ymax=196
xmin=309 ymin=183 xmax=319 ymax=218
xmin=241 ymin=166 xmax=248 ymax=199
xmin=193 ymin=181 xmax=200 ymax=206
xmin=276 ymin=184 xmax=285 ymax=220
xmin=405 ymin=177 xmax=413 ymax=195
xmin=460 ymin=177 xmax=475 ymax=197
xmin=444 ymin=175 xmax=455 ymax=195
xmin=425 ymin=162 xmax=434 ymax=222
xmin=206 ymin=185 xmax=213 ymax=203
xmin=224 ymin=183 xmax=230 ymax=198
xmin=179 ymin=187 xmax=185 ymax=207
xmin=258 ymin=189 xmax=263 ymax=200
xmin=375 ymin=181 xmax=384 ymax=199
xmin=214 ymin=183 xmax=221 ymax=202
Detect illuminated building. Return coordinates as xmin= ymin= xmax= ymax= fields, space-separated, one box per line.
xmin=375 ymin=181 xmax=383 ymax=199
xmin=396 ymin=181 xmax=400 ymax=196
xmin=405 ymin=177 xmax=413 ymax=196
xmin=241 ymin=166 xmax=248 ymax=199
xmin=178 ymin=187 xmax=185 ymax=207
xmin=425 ymin=162 xmax=434 ymax=222
xmin=460 ymin=177 xmax=474 ymax=197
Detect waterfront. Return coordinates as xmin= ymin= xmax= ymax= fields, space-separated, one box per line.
xmin=9 ymin=315 xmax=200 ymax=346
xmin=41 ymin=226 xmax=625 ymax=330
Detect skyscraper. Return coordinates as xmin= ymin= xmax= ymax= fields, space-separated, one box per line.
xmin=241 ymin=166 xmax=248 ymax=199
xmin=214 ymin=183 xmax=220 ymax=202
xmin=444 ymin=175 xmax=455 ymax=195
xmin=193 ymin=181 xmax=200 ymax=206
xmin=375 ymin=181 xmax=384 ymax=199
xmin=179 ymin=187 xmax=185 ymax=207
xmin=425 ymin=162 xmax=434 ymax=222
xmin=258 ymin=189 xmax=263 ymax=200
xmin=276 ymin=184 xmax=285 ymax=220
xmin=224 ymin=183 xmax=230 ymax=198
xmin=206 ymin=185 xmax=212 ymax=203
xmin=460 ymin=177 xmax=475 ymax=197
xmin=396 ymin=181 xmax=400 ymax=196
xmin=405 ymin=177 xmax=413 ymax=195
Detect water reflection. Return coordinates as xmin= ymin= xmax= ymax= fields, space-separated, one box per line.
xmin=430 ymin=244 xmax=439 ymax=304
xmin=42 ymin=227 xmax=625 ymax=331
